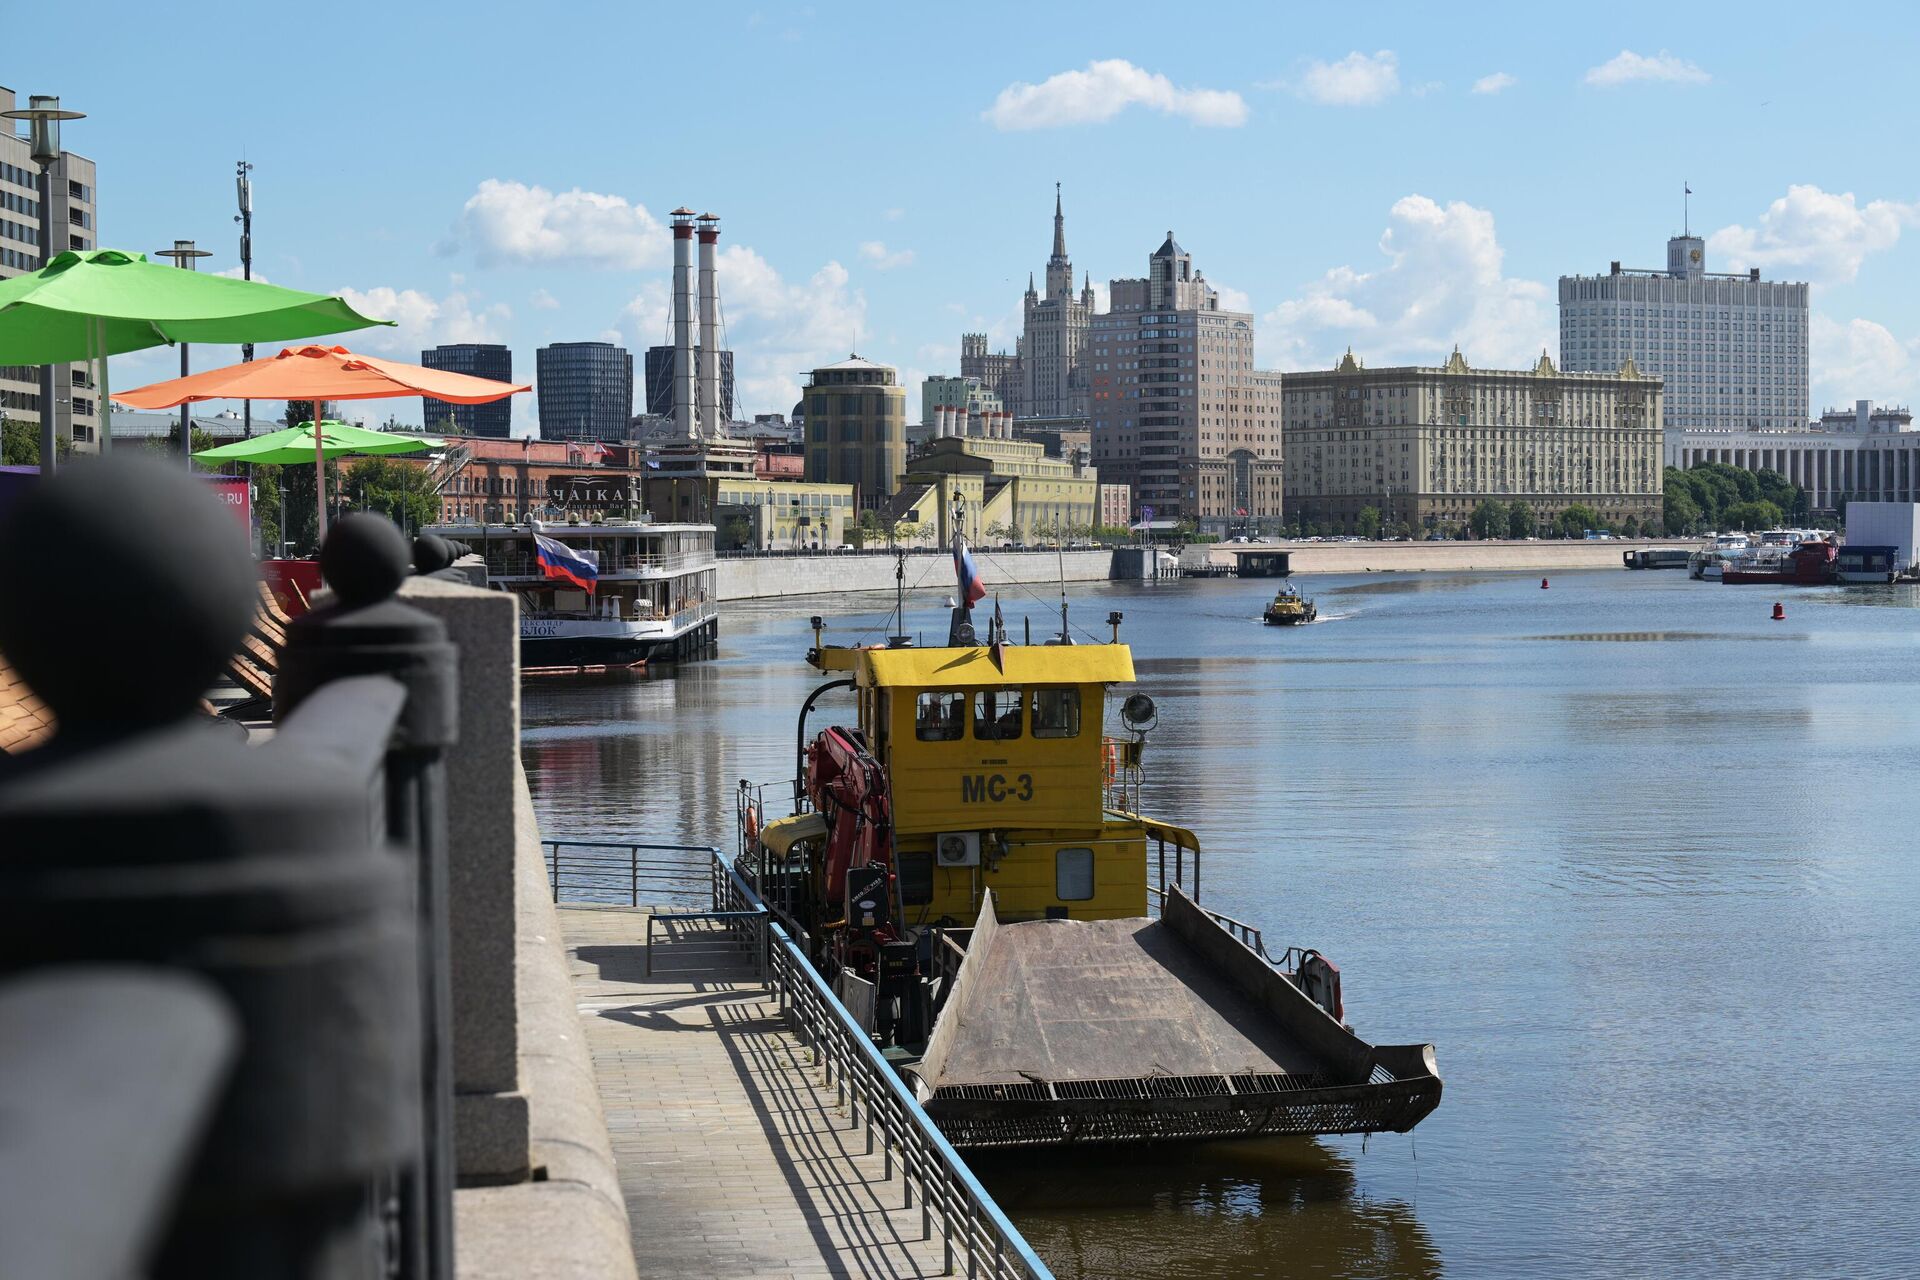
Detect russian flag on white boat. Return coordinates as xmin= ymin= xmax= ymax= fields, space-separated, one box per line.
xmin=534 ymin=532 xmax=598 ymax=593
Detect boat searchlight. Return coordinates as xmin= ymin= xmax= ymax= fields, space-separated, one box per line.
xmin=1121 ymin=693 xmax=1158 ymax=734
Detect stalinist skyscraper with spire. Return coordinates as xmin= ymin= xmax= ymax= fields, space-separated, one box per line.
xmin=1020 ymin=184 xmax=1097 ymax=419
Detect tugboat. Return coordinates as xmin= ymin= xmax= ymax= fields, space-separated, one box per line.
xmin=737 ymin=540 xmax=1441 ymax=1149
xmin=1263 ymin=582 xmax=1318 ymax=626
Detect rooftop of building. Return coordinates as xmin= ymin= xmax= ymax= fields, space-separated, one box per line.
xmin=1285 ymin=347 xmax=1660 ymax=385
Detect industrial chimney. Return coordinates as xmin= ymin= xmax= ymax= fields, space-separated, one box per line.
xmin=670 ymin=208 xmax=697 ymax=438
xmin=697 ymin=212 xmax=721 ymax=437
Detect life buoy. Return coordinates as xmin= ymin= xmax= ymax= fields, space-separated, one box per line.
xmin=744 ymin=804 xmax=760 ymax=844
xmin=1102 ymin=740 xmax=1119 ymax=783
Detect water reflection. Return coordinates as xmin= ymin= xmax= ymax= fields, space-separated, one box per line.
xmin=974 ymin=1138 xmax=1441 ymax=1280
xmin=1528 ymin=630 xmax=1800 ymax=643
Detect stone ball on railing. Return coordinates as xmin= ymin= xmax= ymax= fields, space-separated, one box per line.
xmin=319 ymin=513 xmax=409 ymax=607
xmin=411 ymin=533 xmax=455 ymax=575
xmin=0 ymin=456 xmax=256 ymax=731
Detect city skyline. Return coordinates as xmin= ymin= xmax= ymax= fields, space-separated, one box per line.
xmin=11 ymin=0 xmax=1919 ymax=430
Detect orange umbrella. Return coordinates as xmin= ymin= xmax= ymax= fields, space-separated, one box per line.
xmin=121 ymin=344 xmax=530 ymax=542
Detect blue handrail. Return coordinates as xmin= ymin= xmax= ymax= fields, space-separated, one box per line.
xmin=764 ymin=917 xmax=1054 ymax=1280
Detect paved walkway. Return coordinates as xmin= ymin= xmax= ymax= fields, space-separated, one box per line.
xmin=559 ymin=906 xmax=954 ymax=1280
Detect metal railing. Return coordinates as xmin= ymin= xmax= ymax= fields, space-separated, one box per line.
xmin=762 ymin=920 xmax=1053 ymax=1280
xmin=543 ymin=840 xmax=718 ymax=906
xmin=694 ymin=854 xmax=1050 ymax=1279
xmin=1147 ymin=884 xmax=1279 ymax=966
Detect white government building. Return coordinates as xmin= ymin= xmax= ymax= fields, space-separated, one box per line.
xmin=1559 ymin=233 xmax=1808 ymax=433
xmin=1666 ymin=400 xmax=1920 ymax=511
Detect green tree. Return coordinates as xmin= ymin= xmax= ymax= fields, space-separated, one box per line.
xmin=343 ymin=457 xmax=440 ymax=534
xmin=1506 ymin=500 xmax=1534 ymax=539
xmin=719 ymin=515 xmax=753 ymax=549
xmin=253 ymin=463 xmax=284 ymax=556
xmin=1 ymin=413 xmax=38 ymax=466
xmin=1468 ymin=500 xmax=1506 ymax=540
xmin=1664 ymin=490 xmax=1701 ymax=535
xmin=1619 ymin=515 xmax=1641 ymax=538
xmin=1558 ymin=504 xmax=1606 ymax=538
xmin=1721 ymin=499 xmax=1785 ymax=530
xmin=1355 ymin=506 xmax=1382 ymax=539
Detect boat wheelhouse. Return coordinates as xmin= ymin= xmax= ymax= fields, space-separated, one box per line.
xmin=427 ymin=519 xmax=718 ymax=670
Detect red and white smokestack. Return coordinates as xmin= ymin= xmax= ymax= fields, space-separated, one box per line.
xmin=670 ymin=207 xmax=697 ymax=438
xmin=697 ymin=212 xmax=721 ymax=436
xmin=935 ymin=405 xmax=948 ymax=438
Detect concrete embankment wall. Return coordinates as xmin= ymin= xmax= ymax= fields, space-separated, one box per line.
xmin=1205 ymin=538 xmax=1701 ymax=575
xmin=718 ymin=549 xmax=1116 ymax=601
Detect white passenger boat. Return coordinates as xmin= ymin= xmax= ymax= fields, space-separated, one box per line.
xmin=427 ymin=519 xmax=718 ymax=669
xmin=1689 ymin=533 xmax=1750 ymax=580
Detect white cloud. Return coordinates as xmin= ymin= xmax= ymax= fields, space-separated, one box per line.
xmin=1708 ymin=185 xmax=1920 ymax=285
xmin=333 ymin=282 xmax=512 ymax=358
xmin=883 ymin=207 xmax=905 ymax=222
xmin=1212 ymin=281 xmax=1253 ymax=314
xmin=858 ymin=240 xmax=916 ymax=270
xmin=984 ymin=59 xmax=1247 ymax=130
xmin=1811 ymin=314 xmax=1920 ymax=405
xmin=1584 ymin=50 xmax=1709 ymax=87
xmin=1261 ymin=195 xmax=1552 ymax=371
xmin=447 ymin=179 xmax=668 ymax=269
xmin=1291 ymin=51 xmax=1399 ymax=106
xmin=1472 ymin=72 xmax=1516 ymax=95
xmin=211 ymin=265 xmax=271 ymax=284
xmin=529 ymin=287 xmax=560 ymax=310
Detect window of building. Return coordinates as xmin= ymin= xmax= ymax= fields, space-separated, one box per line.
xmin=914 ymin=691 xmax=965 ymax=741
xmin=973 ymin=689 xmax=1023 ymax=740
xmin=1056 ymin=847 xmax=1095 ymax=900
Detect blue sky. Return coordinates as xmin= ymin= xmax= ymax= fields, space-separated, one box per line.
xmin=14 ymin=0 xmax=1920 ymax=427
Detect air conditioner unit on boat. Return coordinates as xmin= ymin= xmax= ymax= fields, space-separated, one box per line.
xmin=936 ymin=832 xmax=980 ymax=868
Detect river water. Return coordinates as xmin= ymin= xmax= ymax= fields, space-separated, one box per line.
xmin=523 ymin=567 xmax=1920 ymax=1280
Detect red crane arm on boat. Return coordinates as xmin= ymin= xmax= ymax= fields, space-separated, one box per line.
xmin=806 ymin=727 xmax=894 ymax=905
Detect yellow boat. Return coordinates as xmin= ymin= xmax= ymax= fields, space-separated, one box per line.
xmin=1263 ymin=583 xmax=1318 ymax=625
xmin=737 ymin=548 xmax=1439 ymax=1148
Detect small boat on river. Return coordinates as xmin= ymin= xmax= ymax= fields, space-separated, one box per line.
xmin=1263 ymin=583 xmax=1318 ymax=625
xmin=734 ymin=540 xmax=1440 ymax=1149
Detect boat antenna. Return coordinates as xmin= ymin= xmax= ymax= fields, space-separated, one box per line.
xmin=1056 ymin=532 xmax=1072 ymax=645
xmin=888 ymin=541 xmax=910 ymax=647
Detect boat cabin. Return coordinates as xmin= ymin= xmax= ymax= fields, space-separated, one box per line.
xmin=806 ymin=641 xmax=1149 ymax=924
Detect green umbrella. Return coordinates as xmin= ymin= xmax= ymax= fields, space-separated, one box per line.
xmin=0 ymin=249 xmax=388 ymax=365
xmin=0 ymin=248 xmax=387 ymax=463
xmin=193 ymin=419 xmax=442 ymax=465
xmin=195 ymin=421 xmax=441 ymax=548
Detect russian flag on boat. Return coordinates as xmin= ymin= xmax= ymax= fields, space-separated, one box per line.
xmin=534 ymin=532 xmax=598 ymax=593
xmin=953 ymin=537 xmax=987 ymax=608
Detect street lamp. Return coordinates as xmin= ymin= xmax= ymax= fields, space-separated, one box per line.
xmin=234 ymin=161 xmax=255 ymax=437
xmin=0 ymin=94 xmax=86 ymax=470
xmin=153 ymin=239 xmax=212 ymax=467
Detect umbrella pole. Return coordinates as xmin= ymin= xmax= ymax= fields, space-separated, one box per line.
xmin=96 ymin=318 xmax=111 ymax=455
xmin=315 ymin=417 xmax=327 ymax=552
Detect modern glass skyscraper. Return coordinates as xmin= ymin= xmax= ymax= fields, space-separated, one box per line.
xmin=536 ymin=341 xmax=634 ymax=442
xmin=420 ymin=343 xmax=513 ymax=437
xmin=1559 ymin=235 xmax=1808 ymax=432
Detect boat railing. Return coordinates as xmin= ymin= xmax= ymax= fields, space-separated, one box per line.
xmin=542 ymin=839 xmax=717 ymax=907
xmin=1146 ymin=884 xmax=1279 ymax=964
xmin=483 ymin=550 xmax=714 ymax=577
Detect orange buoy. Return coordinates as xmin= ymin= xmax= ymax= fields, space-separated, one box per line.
xmin=1541 ymin=577 xmax=1549 ymax=589
xmin=1772 ymin=602 xmax=1785 ymax=620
